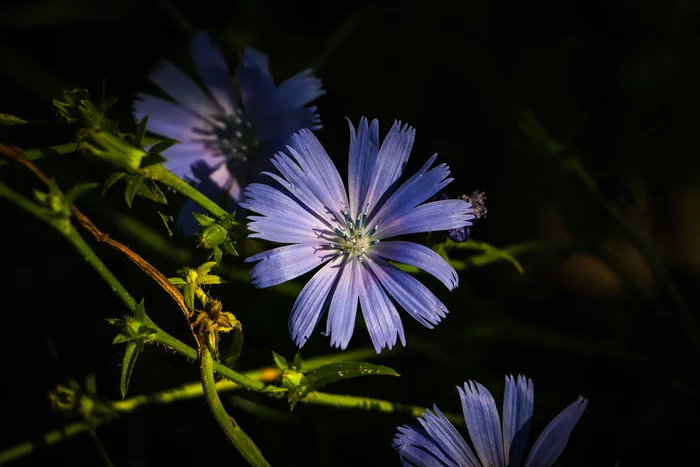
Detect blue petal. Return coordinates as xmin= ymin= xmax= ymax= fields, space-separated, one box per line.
xmin=369 ymin=155 xmax=453 ymax=228
xmin=373 ymin=241 xmax=458 ymax=290
xmin=365 ymin=255 xmax=448 ymax=328
xmin=266 ymin=153 xmax=331 ymax=221
xmin=364 ymin=121 xmax=416 ymax=212
xmin=159 ymin=142 xmax=220 ymax=180
xmin=242 ymin=183 xmax=325 ymax=243
xmin=133 ymin=94 xmax=209 ymax=142
xmin=286 ymin=130 xmax=349 ymax=220
xmin=417 ymin=406 xmax=480 ymax=467
xmin=236 ymin=47 xmax=275 ymax=110
xmin=326 ymin=258 xmax=359 ymax=349
xmin=289 ymin=258 xmax=341 ymax=348
xmin=379 ymin=200 xmax=474 ymax=239
xmin=190 ymin=31 xmax=236 ymax=114
xmin=524 ymin=397 xmax=587 ymax=467
xmin=270 ymin=69 xmax=325 ymax=113
xmin=502 ymin=375 xmax=534 ymax=467
xmin=358 ymin=262 xmax=405 ymax=353
xmin=393 ymin=424 xmax=459 ymax=467
xmin=148 ymin=58 xmax=222 ymax=120
xmin=245 ymin=243 xmax=329 ymax=288
xmin=347 ymin=117 xmax=379 ymax=219
xmin=458 ymin=381 xmax=506 ymax=467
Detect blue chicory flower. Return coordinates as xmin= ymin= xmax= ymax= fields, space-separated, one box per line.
xmin=241 ymin=117 xmax=475 ymax=353
xmin=133 ymin=31 xmax=324 ymax=234
xmin=393 ymin=375 xmax=588 ymax=467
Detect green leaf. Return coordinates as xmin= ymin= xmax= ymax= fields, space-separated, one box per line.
xmin=183 ymin=284 xmax=195 ymax=311
xmin=287 ymin=362 xmax=399 ymax=409
xmin=292 ymin=352 xmax=303 ymax=370
xmin=63 ymin=182 xmax=98 ymax=209
xmin=221 ymin=329 xmax=244 ymax=369
xmin=193 ymin=212 xmax=216 ymax=227
xmin=221 ymin=239 xmax=239 ymax=257
xmin=102 ymin=172 xmax=127 ymax=195
xmin=120 ymin=341 xmax=143 ymax=399
xmin=135 ymin=116 xmax=149 ymax=148
xmin=271 ymin=351 xmax=289 ymax=370
xmin=158 ymin=211 xmax=174 ymax=238
xmin=148 ymin=139 xmax=178 ymax=154
xmin=124 ymin=175 xmax=145 ymax=208
xmin=196 ymin=261 xmax=218 ymax=276
xmin=0 ymin=113 xmax=28 ymax=126
xmin=136 ymin=179 xmax=168 ymax=205
xmin=168 ymin=277 xmax=187 ymax=285
xmin=443 ymin=239 xmax=543 ymax=274
xmin=134 ymin=298 xmax=146 ymax=321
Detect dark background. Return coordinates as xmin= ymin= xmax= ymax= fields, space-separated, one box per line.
xmin=1 ymin=0 xmax=699 ymax=465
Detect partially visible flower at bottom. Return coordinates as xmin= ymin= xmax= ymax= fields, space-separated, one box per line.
xmin=393 ymin=375 xmax=587 ymax=467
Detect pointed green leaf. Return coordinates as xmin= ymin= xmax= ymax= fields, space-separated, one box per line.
xmin=102 ymin=172 xmax=127 ymax=195
xmin=287 ymin=362 xmax=399 ymax=409
xmin=168 ymin=277 xmax=187 ymax=286
xmin=136 ymin=179 xmax=168 ymax=204
xmin=149 ymin=139 xmax=178 ymax=154
xmin=158 ymin=211 xmax=174 ymax=238
xmin=221 ymin=240 xmax=239 ymax=257
xmin=221 ymin=329 xmax=244 ymax=369
xmin=124 ymin=175 xmax=145 ymax=208
xmin=120 ymin=341 xmax=143 ymax=399
xmin=64 ymin=182 xmax=98 ymax=209
xmin=309 ymin=362 xmax=398 ymax=393
xmin=292 ymin=352 xmax=303 ymax=370
xmin=198 ymin=274 xmax=224 ymax=285
xmin=0 ymin=113 xmax=28 ymax=126
xmin=134 ymin=298 xmax=146 ymax=321
xmin=113 ymin=333 xmax=136 ymax=344
xmin=135 ymin=116 xmax=149 ymax=148
xmin=183 ymin=284 xmax=195 ymax=311
xmin=196 ymin=261 xmax=218 ymax=276
xmin=212 ymin=248 xmax=223 ymax=264
xmin=193 ymin=212 xmax=216 ymax=227
xmin=271 ymin=351 xmax=289 ymax=370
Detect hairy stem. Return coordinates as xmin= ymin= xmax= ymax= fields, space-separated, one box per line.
xmin=199 ymin=344 xmax=271 ymax=467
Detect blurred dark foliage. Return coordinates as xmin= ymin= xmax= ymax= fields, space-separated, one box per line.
xmin=1 ymin=0 xmax=700 ymax=465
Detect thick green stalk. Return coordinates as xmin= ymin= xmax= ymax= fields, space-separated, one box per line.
xmin=199 ymin=345 xmax=271 ymax=467
xmin=144 ymin=164 xmax=228 ymax=219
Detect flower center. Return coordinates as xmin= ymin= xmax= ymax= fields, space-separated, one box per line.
xmin=328 ymin=207 xmax=380 ymax=262
xmin=194 ymin=109 xmax=259 ymax=162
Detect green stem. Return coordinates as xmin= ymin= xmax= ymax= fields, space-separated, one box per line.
xmin=149 ymin=328 xmax=282 ymax=393
xmin=24 ymin=143 xmax=79 ymax=160
xmin=301 ymin=392 xmax=464 ymax=426
xmin=144 ymin=164 xmax=228 ymax=219
xmin=199 ymin=345 xmax=271 ymax=467
xmin=0 ymin=347 xmax=387 ymax=464
xmin=0 ymin=421 xmax=102 ymax=464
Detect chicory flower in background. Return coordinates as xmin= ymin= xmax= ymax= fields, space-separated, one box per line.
xmin=133 ymin=31 xmax=324 ymax=234
xmin=242 ymin=117 xmax=475 ymax=353
xmin=393 ymin=375 xmax=588 ymax=467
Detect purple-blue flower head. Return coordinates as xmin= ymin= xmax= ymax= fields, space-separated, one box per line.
xmin=241 ymin=118 xmax=475 ymax=353
xmin=133 ymin=31 xmax=324 ymax=233
xmin=393 ymin=375 xmax=588 ymax=467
